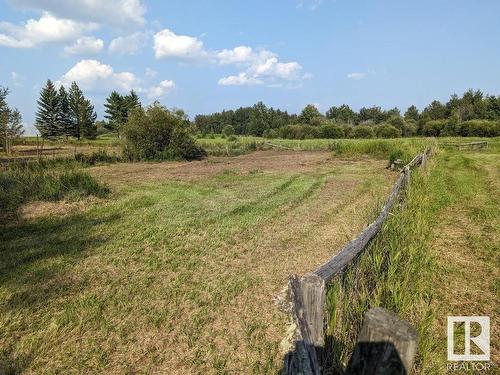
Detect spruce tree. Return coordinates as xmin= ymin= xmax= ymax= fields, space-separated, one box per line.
xmin=104 ymin=91 xmax=126 ymax=134
xmin=68 ymin=82 xmax=97 ymax=140
xmin=125 ymin=90 xmax=141 ymax=112
xmin=80 ymin=98 xmax=97 ymax=139
xmin=57 ymin=85 xmax=73 ymax=138
xmin=68 ymin=82 xmax=84 ymax=140
xmin=36 ymin=79 xmax=62 ymax=138
xmin=104 ymin=90 xmax=141 ymax=135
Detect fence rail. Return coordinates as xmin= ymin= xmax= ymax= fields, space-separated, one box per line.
xmin=443 ymin=141 xmax=487 ymax=150
xmin=282 ymin=147 xmax=432 ymax=375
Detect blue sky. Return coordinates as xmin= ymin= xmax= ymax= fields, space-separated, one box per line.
xmin=1 ymin=0 xmax=499 ymax=134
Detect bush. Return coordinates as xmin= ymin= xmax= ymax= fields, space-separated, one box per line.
xmin=423 ymin=120 xmax=447 ymax=136
xmin=319 ymin=124 xmax=345 ymax=139
xmin=278 ymin=124 xmax=320 ymax=139
xmin=458 ymin=120 xmax=500 ymax=137
xmin=351 ymin=125 xmax=375 ymax=139
xmin=375 ymin=124 xmax=402 ymax=138
xmin=262 ymin=129 xmax=278 ymax=139
xmin=222 ymin=124 xmax=235 ymax=137
xmin=122 ymin=103 xmax=206 ymax=161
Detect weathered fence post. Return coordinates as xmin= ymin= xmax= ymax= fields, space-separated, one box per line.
xmin=285 ymin=275 xmax=323 ymax=375
xmin=282 ymin=149 xmax=431 ymax=374
xmin=345 ymin=308 xmax=418 ymax=375
xmin=403 ymin=166 xmax=410 ymax=190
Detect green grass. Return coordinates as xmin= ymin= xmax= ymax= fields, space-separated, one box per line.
xmin=0 ymin=153 xmax=393 ymax=374
xmin=197 ymin=136 xmax=435 ymax=164
xmin=0 ymin=158 xmax=110 ymax=214
xmin=324 ymin=138 xmax=499 ymax=373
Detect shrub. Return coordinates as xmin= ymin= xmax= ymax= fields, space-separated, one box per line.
xmin=351 ymin=125 xmax=375 ymax=139
xmin=458 ymin=120 xmax=500 ymax=137
xmin=319 ymin=124 xmax=345 ymax=139
xmin=122 ymin=103 xmax=206 ymax=161
xmin=222 ymin=124 xmax=235 ymax=137
xmin=375 ymin=124 xmax=402 ymax=138
xmin=262 ymin=129 xmax=278 ymax=139
xmin=423 ymin=120 xmax=447 ymax=136
xmin=278 ymin=124 xmax=320 ymax=139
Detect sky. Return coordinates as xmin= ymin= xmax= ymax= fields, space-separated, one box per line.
xmin=0 ymin=0 xmax=499 ymax=134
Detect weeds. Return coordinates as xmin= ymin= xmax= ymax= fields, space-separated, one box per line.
xmin=0 ymin=159 xmax=110 ymax=215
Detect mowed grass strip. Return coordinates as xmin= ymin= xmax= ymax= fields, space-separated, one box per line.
xmin=0 ymin=154 xmax=394 ymax=374
xmin=324 ymin=138 xmax=499 ymax=374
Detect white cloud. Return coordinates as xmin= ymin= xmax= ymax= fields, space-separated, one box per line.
xmin=153 ymin=29 xmax=207 ymax=60
xmin=0 ymin=13 xmax=97 ymax=48
xmin=64 ymin=36 xmax=103 ymax=55
xmin=217 ymin=46 xmax=253 ymax=65
xmin=152 ymin=28 xmax=307 ymax=87
xmin=147 ymin=80 xmax=175 ymax=99
xmin=347 ymin=72 xmax=367 ymax=80
xmin=218 ymin=48 xmax=303 ymax=86
xmin=58 ymin=59 xmax=139 ymax=92
xmin=145 ymin=68 xmax=157 ymax=79
xmin=9 ymin=0 xmax=146 ymax=27
xmin=109 ymin=32 xmax=148 ymax=55
xmin=218 ymin=73 xmax=263 ymax=86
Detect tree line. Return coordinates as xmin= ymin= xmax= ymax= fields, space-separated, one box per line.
xmin=0 ymin=87 xmax=24 ymax=154
xmin=194 ymin=89 xmax=500 ymax=138
xmin=34 ymin=80 xmax=141 ymax=140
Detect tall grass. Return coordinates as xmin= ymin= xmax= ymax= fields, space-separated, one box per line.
xmin=324 ymin=167 xmax=438 ymax=373
xmin=197 ymin=136 xmax=436 ymax=163
xmin=0 ymin=159 xmax=110 ymax=215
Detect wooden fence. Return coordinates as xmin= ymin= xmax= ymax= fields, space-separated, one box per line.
xmin=442 ymin=141 xmax=487 ymax=150
xmin=282 ymin=147 xmax=432 ymax=374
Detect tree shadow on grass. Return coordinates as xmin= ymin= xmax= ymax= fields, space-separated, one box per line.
xmin=0 ymin=211 xmax=122 ymax=373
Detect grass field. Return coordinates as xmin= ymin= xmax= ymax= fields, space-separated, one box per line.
xmin=1 ymin=137 xmax=498 ymax=374
xmin=0 ymin=149 xmax=397 ymax=374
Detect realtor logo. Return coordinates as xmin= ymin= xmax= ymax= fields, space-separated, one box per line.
xmin=447 ymin=316 xmax=490 ymax=361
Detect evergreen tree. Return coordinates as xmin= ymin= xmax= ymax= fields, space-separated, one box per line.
xmin=36 ymin=80 xmax=62 ymax=138
xmin=125 ymin=90 xmax=141 ymax=112
xmin=80 ymin=98 xmax=97 ymax=139
xmin=57 ymin=85 xmax=73 ymax=138
xmin=104 ymin=91 xmax=126 ymax=134
xmin=104 ymin=90 xmax=142 ymax=135
xmin=68 ymin=82 xmax=85 ymax=140
xmin=68 ymin=82 xmax=97 ymax=140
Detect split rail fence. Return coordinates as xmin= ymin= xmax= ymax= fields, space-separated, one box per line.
xmin=282 ymin=147 xmax=432 ymax=374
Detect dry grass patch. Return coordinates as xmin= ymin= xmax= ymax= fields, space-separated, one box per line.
xmin=1 ymin=151 xmax=395 ymax=374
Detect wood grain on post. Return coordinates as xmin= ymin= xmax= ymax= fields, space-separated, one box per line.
xmin=284 ymin=275 xmax=322 ymax=375
xmin=345 ymin=308 xmax=418 ymax=375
